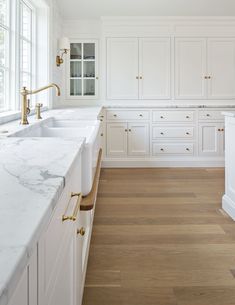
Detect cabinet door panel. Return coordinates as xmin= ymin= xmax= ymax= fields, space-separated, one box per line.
xmin=208 ymin=39 xmax=235 ymax=99
xmin=107 ymin=123 xmax=128 ymax=156
xmin=175 ymin=38 xmax=207 ymax=99
xmin=107 ymin=38 xmax=139 ymax=99
xmin=139 ymin=38 xmax=171 ymax=99
xmin=8 ymin=268 xmax=28 ymax=305
xmin=199 ymin=123 xmax=220 ymax=156
xmin=128 ymin=123 xmax=149 ymax=156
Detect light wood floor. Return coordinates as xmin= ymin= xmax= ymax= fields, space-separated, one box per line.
xmin=82 ymin=168 xmax=235 ymax=305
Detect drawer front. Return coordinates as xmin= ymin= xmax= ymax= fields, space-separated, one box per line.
xmin=153 ymin=126 xmax=194 ymax=139
xmin=153 ymin=111 xmax=194 ymax=122
xmin=107 ymin=110 xmax=149 ymax=121
xmin=199 ymin=110 xmax=224 ymax=121
xmin=153 ymin=143 xmax=194 ymax=155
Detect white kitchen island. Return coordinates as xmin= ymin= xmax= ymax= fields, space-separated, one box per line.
xmin=222 ymin=112 xmax=235 ymax=220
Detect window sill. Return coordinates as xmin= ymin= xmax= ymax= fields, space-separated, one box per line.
xmin=0 ymin=107 xmax=48 ymax=125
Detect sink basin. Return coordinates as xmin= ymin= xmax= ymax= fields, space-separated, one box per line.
xmin=43 ymin=118 xmax=99 ymax=128
xmin=9 ymin=121 xmax=101 ymax=196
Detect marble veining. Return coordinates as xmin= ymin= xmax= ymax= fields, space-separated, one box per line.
xmin=0 ymin=137 xmax=84 ymax=305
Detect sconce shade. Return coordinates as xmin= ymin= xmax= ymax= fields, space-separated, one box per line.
xmin=58 ymin=37 xmax=70 ymax=50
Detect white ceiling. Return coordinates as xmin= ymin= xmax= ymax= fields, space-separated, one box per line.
xmin=57 ymin=0 xmax=235 ymax=20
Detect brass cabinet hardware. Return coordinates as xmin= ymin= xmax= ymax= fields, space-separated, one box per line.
xmin=136 ymin=76 xmax=139 ymax=79
xmin=100 ymin=133 xmax=104 ymax=137
xmin=186 ymin=148 xmax=190 ymax=151
xmin=77 ymin=227 xmax=85 ymax=236
xmin=139 ymin=114 xmax=143 ymax=117
xmin=208 ymin=76 xmax=211 ymax=79
xmin=125 ymin=129 xmax=128 ymax=132
xmin=96 ymin=76 xmax=99 ymax=80
xmin=139 ymin=76 xmax=143 ymax=79
xmin=113 ymin=114 xmax=117 ymax=117
xmin=221 ymin=128 xmax=224 ymax=132
xmin=160 ymin=148 xmax=164 ymax=151
xmin=99 ymin=119 xmax=103 ymax=122
xmin=218 ymin=128 xmax=221 ymax=132
xmin=160 ymin=116 xmax=164 ymax=119
xmin=160 ymin=132 xmax=164 ymax=135
xmin=129 ymin=129 xmax=131 ymax=132
xmin=206 ymin=114 xmax=210 ymax=117
xmin=62 ymin=192 xmax=82 ymax=222
xmin=204 ymin=76 xmax=211 ymax=79
xmin=186 ymin=132 xmax=190 ymax=135
xmin=100 ymin=115 xmax=104 ymax=118
xmin=186 ymin=116 xmax=190 ymax=119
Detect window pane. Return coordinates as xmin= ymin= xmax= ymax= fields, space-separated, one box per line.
xmin=21 ymin=1 xmax=31 ymax=40
xmin=0 ymin=0 xmax=8 ymax=26
xmin=70 ymin=79 xmax=82 ymax=96
xmin=83 ymin=79 xmax=95 ymax=96
xmin=21 ymin=72 xmax=31 ymax=89
xmin=0 ymin=68 xmax=6 ymax=110
xmin=70 ymin=43 xmax=82 ymax=60
xmin=21 ymin=40 xmax=31 ymax=73
xmin=0 ymin=27 xmax=8 ymax=67
xmin=83 ymin=43 xmax=95 ymax=60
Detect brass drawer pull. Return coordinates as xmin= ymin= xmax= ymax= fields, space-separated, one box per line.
xmin=113 ymin=114 xmax=117 ymax=117
xmin=186 ymin=132 xmax=190 ymax=135
xmin=160 ymin=132 xmax=164 ymax=135
xmin=160 ymin=116 xmax=164 ymax=119
xmin=186 ymin=116 xmax=190 ymax=119
xmin=62 ymin=192 xmax=82 ymax=222
xmin=160 ymin=148 xmax=164 ymax=151
xmin=77 ymin=227 xmax=85 ymax=236
xmin=139 ymin=114 xmax=143 ymax=117
xmin=206 ymin=114 xmax=210 ymax=117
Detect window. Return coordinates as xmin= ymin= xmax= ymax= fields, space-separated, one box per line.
xmin=0 ymin=0 xmax=10 ymax=112
xmin=0 ymin=0 xmax=37 ymax=114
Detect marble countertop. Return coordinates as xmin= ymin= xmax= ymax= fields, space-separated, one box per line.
xmin=0 ymin=137 xmax=85 ymax=305
xmin=222 ymin=112 xmax=235 ymax=117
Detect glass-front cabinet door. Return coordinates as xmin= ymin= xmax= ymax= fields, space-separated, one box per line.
xmin=68 ymin=40 xmax=98 ymax=99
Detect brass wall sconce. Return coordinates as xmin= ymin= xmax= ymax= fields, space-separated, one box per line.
xmin=56 ymin=37 xmax=70 ymax=67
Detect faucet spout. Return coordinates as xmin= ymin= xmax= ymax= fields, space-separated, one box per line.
xmin=20 ymin=83 xmax=61 ymax=125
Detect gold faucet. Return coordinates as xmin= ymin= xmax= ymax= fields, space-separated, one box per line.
xmin=20 ymin=83 xmax=61 ymax=125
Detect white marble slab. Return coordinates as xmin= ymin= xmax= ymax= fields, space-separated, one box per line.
xmin=104 ymin=104 xmax=235 ymax=108
xmin=222 ymin=111 xmax=235 ymax=117
xmin=0 ymin=137 xmax=84 ymax=305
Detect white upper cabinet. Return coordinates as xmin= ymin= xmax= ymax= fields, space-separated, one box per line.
xmin=139 ymin=38 xmax=171 ymax=99
xmin=175 ymin=37 xmax=235 ymax=100
xmin=175 ymin=38 xmax=207 ymax=99
xmin=67 ymin=40 xmax=99 ymax=99
xmin=107 ymin=37 xmax=171 ymax=100
xmin=107 ymin=38 xmax=139 ymax=99
xmin=207 ymin=38 xmax=235 ymax=99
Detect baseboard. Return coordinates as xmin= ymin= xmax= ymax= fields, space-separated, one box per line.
xmin=102 ymin=158 xmax=225 ymax=168
xmin=222 ymin=195 xmax=235 ymax=221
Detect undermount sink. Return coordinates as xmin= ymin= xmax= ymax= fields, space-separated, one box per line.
xmin=10 ymin=121 xmax=101 ymax=196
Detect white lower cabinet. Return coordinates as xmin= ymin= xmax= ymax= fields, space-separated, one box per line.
xmin=38 ymin=157 xmax=83 ymax=305
xmin=8 ymin=249 xmax=37 ymax=305
xmin=107 ymin=122 xmax=149 ymax=157
xmin=199 ymin=123 xmax=225 ymax=156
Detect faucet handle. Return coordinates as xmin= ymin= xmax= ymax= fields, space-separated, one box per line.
xmin=35 ymin=103 xmax=43 ymax=120
xmin=36 ymin=103 xmax=43 ymax=108
xmin=26 ymin=99 xmax=31 ymax=115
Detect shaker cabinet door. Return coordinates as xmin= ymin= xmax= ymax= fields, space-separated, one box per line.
xmin=128 ymin=123 xmax=150 ymax=156
xmin=107 ymin=123 xmax=128 ymax=156
xmin=175 ymin=38 xmax=207 ymax=99
xmin=107 ymin=38 xmax=139 ymax=99
xmin=139 ymin=38 xmax=171 ymax=99
xmin=207 ymin=38 xmax=235 ymax=99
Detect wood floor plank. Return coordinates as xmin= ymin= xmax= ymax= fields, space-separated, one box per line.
xmin=83 ymin=168 xmax=235 ymax=305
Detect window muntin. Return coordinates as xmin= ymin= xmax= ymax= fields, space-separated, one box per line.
xmin=0 ymin=0 xmax=9 ymax=112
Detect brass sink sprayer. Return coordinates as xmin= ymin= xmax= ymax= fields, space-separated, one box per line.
xmin=20 ymin=83 xmax=61 ymax=125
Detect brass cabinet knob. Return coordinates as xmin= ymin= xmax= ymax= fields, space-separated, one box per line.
xmin=136 ymin=76 xmax=139 ymax=79
xmin=160 ymin=132 xmax=164 ymax=135
xmin=96 ymin=76 xmax=99 ymax=80
xmin=129 ymin=129 xmax=131 ymax=132
xmin=186 ymin=148 xmax=190 ymax=151
xmin=101 ymin=133 xmax=104 ymax=137
xmin=160 ymin=116 xmax=164 ymax=119
xmin=186 ymin=116 xmax=190 ymax=119
xmin=77 ymin=227 xmax=85 ymax=236
xmin=160 ymin=148 xmax=164 ymax=151
xmin=218 ymin=129 xmax=221 ymax=132
xmin=125 ymin=129 xmax=128 ymax=132
xmin=113 ymin=114 xmax=117 ymax=117
xmin=186 ymin=132 xmax=190 ymax=135
xmin=139 ymin=114 xmax=143 ymax=117
xmin=206 ymin=114 xmax=210 ymax=117
xmin=139 ymin=76 xmax=143 ymax=80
